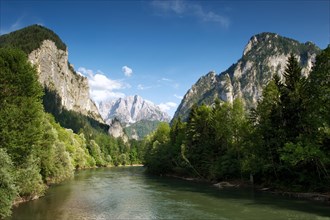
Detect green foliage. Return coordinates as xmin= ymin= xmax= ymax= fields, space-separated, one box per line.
xmin=0 ymin=149 xmax=17 ymax=219
xmin=0 ymin=24 xmax=66 ymax=54
xmin=0 ymin=48 xmax=44 ymax=164
xmin=144 ymin=123 xmax=173 ymax=174
xmin=250 ymin=51 xmax=330 ymax=190
xmin=145 ymin=99 xmax=249 ymax=181
xmin=15 ymin=155 xmax=46 ymax=198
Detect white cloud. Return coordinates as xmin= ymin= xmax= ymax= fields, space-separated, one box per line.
xmin=174 ymin=94 xmax=183 ymax=100
xmin=151 ymin=0 xmax=229 ymax=28
xmin=122 ymin=66 xmax=133 ymax=77
xmin=158 ymin=102 xmax=177 ymax=112
xmin=78 ymin=67 xmax=128 ymax=103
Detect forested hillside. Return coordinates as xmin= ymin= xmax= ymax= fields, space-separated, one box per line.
xmin=144 ymin=48 xmax=330 ymax=192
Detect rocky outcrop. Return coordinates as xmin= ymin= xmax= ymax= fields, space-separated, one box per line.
xmin=108 ymin=118 xmax=128 ymax=143
xmin=173 ymin=33 xmax=320 ymax=121
xmin=28 ymin=40 xmax=103 ymax=122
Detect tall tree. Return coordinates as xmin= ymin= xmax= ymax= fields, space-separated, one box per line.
xmin=250 ymin=78 xmax=283 ymax=182
xmin=185 ymin=104 xmax=214 ymax=178
xmin=280 ymin=53 xmax=305 ymax=141
xmin=0 ymin=48 xmax=44 ymax=164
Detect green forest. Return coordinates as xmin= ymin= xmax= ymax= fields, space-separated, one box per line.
xmin=0 ymin=48 xmax=144 ymax=218
xmin=143 ymin=48 xmax=330 ymax=192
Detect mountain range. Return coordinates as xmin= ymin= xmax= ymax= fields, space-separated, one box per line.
xmin=0 ymin=26 xmax=322 ymax=139
xmin=99 ymin=95 xmax=170 ymax=125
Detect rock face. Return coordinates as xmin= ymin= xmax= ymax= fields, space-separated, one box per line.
xmin=173 ymin=32 xmax=320 ymax=121
xmin=100 ymin=95 xmax=170 ymax=125
xmin=108 ymin=118 xmax=128 ymax=143
xmin=28 ymin=40 xmax=103 ymax=122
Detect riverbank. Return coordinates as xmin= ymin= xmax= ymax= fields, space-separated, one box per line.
xmin=165 ymin=174 xmax=330 ymax=204
xmin=11 ymin=164 xmax=144 ymax=209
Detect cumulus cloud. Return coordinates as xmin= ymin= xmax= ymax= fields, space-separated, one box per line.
xmin=122 ymin=66 xmax=133 ymax=77
xmin=158 ymin=102 xmax=177 ymax=112
xmin=78 ymin=67 xmax=127 ymax=103
xmin=151 ymin=0 xmax=229 ymax=28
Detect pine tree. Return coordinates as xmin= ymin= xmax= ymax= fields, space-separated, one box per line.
xmin=280 ymin=53 xmax=305 ymax=141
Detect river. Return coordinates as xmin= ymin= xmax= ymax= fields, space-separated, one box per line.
xmin=9 ymin=166 xmax=330 ymax=220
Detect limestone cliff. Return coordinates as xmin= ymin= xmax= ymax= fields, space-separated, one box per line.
xmin=173 ymin=33 xmax=320 ymax=121
xmin=0 ymin=25 xmax=103 ymax=123
xmin=28 ymin=40 xmax=103 ymax=122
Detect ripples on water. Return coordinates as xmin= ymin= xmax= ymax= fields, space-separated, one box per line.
xmin=9 ymin=167 xmax=330 ymax=220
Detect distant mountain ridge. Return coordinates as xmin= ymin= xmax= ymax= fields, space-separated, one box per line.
xmin=99 ymin=95 xmax=170 ymax=140
xmin=173 ymin=32 xmax=321 ymax=121
xmin=99 ymin=95 xmax=170 ymax=125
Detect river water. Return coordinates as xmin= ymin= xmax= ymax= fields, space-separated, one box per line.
xmin=9 ymin=166 xmax=330 ymax=220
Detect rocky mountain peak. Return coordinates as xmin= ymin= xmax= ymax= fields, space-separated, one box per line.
xmin=243 ymin=32 xmax=279 ymax=56
xmin=173 ymin=33 xmax=321 ymax=121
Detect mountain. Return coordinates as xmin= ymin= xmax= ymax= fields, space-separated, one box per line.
xmin=100 ymin=95 xmax=170 ymax=125
xmin=99 ymin=95 xmax=170 ymax=139
xmin=0 ymin=25 xmax=103 ymax=122
xmin=173 ymin=32 xmax=321 ymax=121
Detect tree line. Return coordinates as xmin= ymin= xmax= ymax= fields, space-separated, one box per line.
xmin=144 ymin=47 xmax=330 ymax=193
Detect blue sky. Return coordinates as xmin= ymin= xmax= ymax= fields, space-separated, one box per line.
xmin=1 ymin=0 xmax=329 ymax=117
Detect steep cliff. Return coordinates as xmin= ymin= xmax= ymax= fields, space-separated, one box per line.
xmin=173 ymin=32 xmax=321 ymax=121
xmin=0 ymin=25 xmax=103 ymax=122
xmin=28 ymin=40 xmax=102 ymax=122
